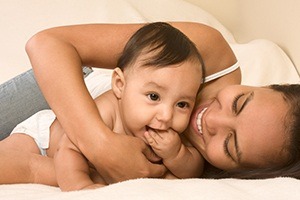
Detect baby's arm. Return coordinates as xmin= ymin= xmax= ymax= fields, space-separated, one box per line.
xmin=145 ymin=129 xmax=204 ymax=178
xmin=54 ymin=134 xmax=105 ymax=191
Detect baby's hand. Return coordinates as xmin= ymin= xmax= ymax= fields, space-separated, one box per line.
xmin=144 ymin=129 xmax=182 ymax=160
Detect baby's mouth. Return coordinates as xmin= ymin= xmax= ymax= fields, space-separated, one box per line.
xmin=146 ymin=125 xmax=152 ymax=132
xmin=196 ymin=107 xmax=207 ymax=134
xmin=145 ymin=126 xmax=156 ymax=134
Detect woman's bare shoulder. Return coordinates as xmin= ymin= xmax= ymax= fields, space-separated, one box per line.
xmin=169 ymin=22 xmax=220 ymax=42
xmin=170 ymin=22 xmax=238 ymax=78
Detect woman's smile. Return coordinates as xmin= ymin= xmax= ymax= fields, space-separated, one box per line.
xmin=189 ymin=104 xmax=210 ymax=146
xmin=196 ymin=107 xmax=207 ymax=134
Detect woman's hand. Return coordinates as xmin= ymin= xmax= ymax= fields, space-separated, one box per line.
xmin=90 ymin=132 xmax=167 ymax=184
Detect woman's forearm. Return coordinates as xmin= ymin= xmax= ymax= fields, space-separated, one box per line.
xmin=26 ymin=30 xmax=121 ymax=181
xmin=26 ymin=31 xmax=107 ymax=149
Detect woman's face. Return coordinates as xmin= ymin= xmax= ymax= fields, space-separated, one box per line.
xmin=185 ymin=85 xmax=290 ymax=170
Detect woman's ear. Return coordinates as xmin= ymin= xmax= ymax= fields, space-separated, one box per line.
xmin=112 ymin=67 xmax=125 ymax=98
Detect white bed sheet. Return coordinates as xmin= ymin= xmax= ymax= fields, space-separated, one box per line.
xmin=1 ymin=0 xmax=300 ymax=199
xmin=2 ymin=177 xmax=300 ymax=200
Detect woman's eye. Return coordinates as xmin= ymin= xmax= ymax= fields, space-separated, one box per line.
xmin=232 ymin=93 xmax=244 ymax=114
xmin=223 ymin=133 xmax=234 ymax=161
xmin=147 ymin=93 xmax=160 ymax=101
xmin=177 ymin=102 xmax=189 ymax=108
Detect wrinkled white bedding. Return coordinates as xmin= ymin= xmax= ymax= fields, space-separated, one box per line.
xmin=1 ymin=0 xmax=300 ymax=199
xmin=2 ymin=178 xmax=300 ymax=200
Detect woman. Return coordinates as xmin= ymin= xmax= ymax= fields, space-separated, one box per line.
xmin=3 ymin=22 xmax=298 ymax=183
xmin=1 ymin=23 xmax=300 ymax=183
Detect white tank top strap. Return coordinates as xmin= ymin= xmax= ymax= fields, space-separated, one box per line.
xmin=204 ymin=61 xmax=240 ymax=83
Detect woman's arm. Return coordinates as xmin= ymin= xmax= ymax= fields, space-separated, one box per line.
xmin=169 ymin=22 xmax=241 ymax=103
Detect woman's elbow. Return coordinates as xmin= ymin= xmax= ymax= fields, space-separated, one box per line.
xmin=25 ymin=30 xmax=53 ymax=56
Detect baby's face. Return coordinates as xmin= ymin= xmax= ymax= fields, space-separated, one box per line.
xmin=118 ymin=60 xmax=202 ymax=141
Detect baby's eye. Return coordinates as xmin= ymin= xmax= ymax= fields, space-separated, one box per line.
xmin=147 ymin=93 xmax=160 ymax=101
xmin=177 ymin=102 xmax=189 ymax=108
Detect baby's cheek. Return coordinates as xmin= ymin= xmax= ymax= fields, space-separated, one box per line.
xmin=174 ymin=116 xmax=190 ymax=133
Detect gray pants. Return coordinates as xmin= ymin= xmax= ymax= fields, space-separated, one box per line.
xmin=0 ymin=67 xmax=93 ymax=140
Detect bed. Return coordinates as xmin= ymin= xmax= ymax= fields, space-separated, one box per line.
xmin=1 ymin=0 xmax=300 ymax=199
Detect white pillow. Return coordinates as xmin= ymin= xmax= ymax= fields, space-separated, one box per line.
xmin=231 ymin=39 xmax=300 ymax=86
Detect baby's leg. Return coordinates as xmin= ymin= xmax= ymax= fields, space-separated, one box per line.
xmin=0 ymin=134 xmax=57 ymax=186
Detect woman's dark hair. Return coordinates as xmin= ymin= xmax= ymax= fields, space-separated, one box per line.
xmin=117 ymin=22 xmax=205 ymax=86
xmin=203 ymin=84 xmax=300 ymax=179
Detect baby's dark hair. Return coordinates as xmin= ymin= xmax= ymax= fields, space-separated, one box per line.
xmin=117 ymin=22 xmax=205 ymax=85
xmin=204 ymin=84 xmax=300 ymax=179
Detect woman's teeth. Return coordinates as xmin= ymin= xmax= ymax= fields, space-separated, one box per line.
xmin=196 ymin=108 xmax=207 ymax=134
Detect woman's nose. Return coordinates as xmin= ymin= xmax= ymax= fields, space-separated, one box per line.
xmin=204 ymin=108 xmax=232 ymax=136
